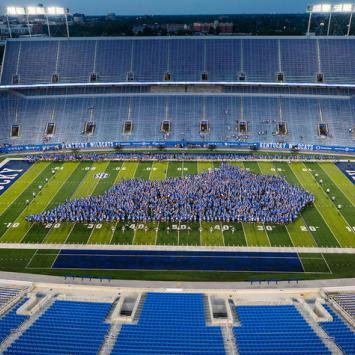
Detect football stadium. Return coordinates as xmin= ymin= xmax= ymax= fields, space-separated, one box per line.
xmin=0 ymin=1 xmax=354 ymax=354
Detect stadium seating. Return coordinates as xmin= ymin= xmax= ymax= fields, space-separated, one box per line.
xmin=2 ymin=37 xmax=355 ymax=85
xmin=111 ymin=292 xmax=225 ymax=354
xmin=0 ymin=298 xmax=28 ymax=343
xmin=0 ymin=294 xmax=353 ymax=354
xmin=0 ymin=90 xmax=353 ymax=147
xmin=1 ymin=36 xmax=354 ymax=149
xmin=0 ymin=287 xmax=26 ymax=311
xmin=233 ymin=305 xmax=330 ymax=354
xmin=329 ymin=293 xmax=355 ymax=320
xmin=319 ymin=304 xmax=355 ymax=354
xmin=280 ymin=39 xmax=319 ymax=83
xmin=319 ymin=39 xmax=355 ymax=84
xmin=5 ymin=300 xmax=111 ymax=355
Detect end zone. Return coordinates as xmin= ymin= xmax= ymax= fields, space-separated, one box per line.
xmin=0 ymin=159 xmax=32 ymax=195
xmin=336 ymin=162 xmax=355 ymax=184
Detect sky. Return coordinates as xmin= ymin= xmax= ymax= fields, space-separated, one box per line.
xmin=2 ymin=0 xmax=348 ymax=15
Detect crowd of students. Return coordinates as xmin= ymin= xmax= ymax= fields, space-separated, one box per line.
xmin=26 ymin=164 xmax=314 ymax=225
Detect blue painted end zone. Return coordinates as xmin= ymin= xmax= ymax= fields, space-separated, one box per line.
xmin=0 ymin=160 xmax=32 ymax=195
xmin=335 ymin=162 xmax=355 ymax=185
xmin=52 ymin=250 xmax=304 ymax=273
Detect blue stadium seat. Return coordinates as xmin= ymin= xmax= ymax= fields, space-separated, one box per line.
xmin=0 ymin=299 xmax=28 ymax=343
xmin=5 ymin=300 xmax=111 ymax=355
xmin=0 ymin=91 xmax=353 ymax=148
xmin=111 ymin=292 xmax=225 ymax=355
xmin=319 ymin=304 xmax=355 ymax=354
xmin=233 ymin=305 xmax=331 ymax=354
xmin=1 ymin=37 xmax=354 ymax=149
xmin=2 ymin=37 xmax=355 ymax=85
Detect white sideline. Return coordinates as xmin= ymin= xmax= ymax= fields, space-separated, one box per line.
xmin=0 ymin=243 xmax=354 ymax=254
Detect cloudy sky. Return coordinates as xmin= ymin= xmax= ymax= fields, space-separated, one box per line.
xmin=4 ymin=0 xmax=344 ymax=15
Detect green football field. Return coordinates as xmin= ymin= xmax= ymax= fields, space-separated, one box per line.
xmin=0 ymin=159 xmax=354 ymax=249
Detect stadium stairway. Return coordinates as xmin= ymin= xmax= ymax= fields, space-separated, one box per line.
xmin=294 ymin=300 xmax=341 ymax=354
xmin=99 ymin=323 xmax=122 ymax=355
xmin=221 ymin=325 xmax=238 ymax=355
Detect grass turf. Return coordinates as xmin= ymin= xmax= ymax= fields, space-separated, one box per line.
xmin=0 ymin=249 xmax=353 ymax=281
xmin=0 ymin=160 xmax=353 ymax=251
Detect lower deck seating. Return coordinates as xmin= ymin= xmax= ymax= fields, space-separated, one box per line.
xmin=0 ymin=294 xmax=353 ymax=354
xmin=319 ymin=304 xmax=355 ymax=355
xmin=329 ymin=293 xmax=355 ymax=321
xmin=0 ymin=287 xmax=26 ymax=312
xmin=0 ymin=91 xmax=354 ymax=148
xmin=233 ymin=305 xmax=330 ymax=354
xmin=111 ymin=292 xmax=225 ymax=354
xmin=5 ymin=300 xmax=111 ymax=355
xmin=0 ymin=299 xmax=28 ymax=343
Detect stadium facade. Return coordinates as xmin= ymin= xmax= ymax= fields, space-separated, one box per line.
xmin=0 ymin=36 xmax=354 ymax=153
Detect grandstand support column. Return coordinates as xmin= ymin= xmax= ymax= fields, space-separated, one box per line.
xmin=327 ymin=12 xmax=332 ymax=36
xmin=26 ymin=14 xmax=32 ymax=37
xmin=5 ymin=15 xmax=12 ymax=38
xmin=347 ymin=12 xmax=353 ymax=36
xmin=65 ymin=12 xmax=70 ymax=38
xmin=46 ymin=15 xmax=51 ymax=37
xmin=307 ymin=12 xmax=312 ymax=36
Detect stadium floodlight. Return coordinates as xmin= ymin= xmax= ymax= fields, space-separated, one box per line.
xmin=308 ymin=3 xmax=354 ymax=13
xmin=46 ymin=6 xmax=66 ymax=15
xmin=6 ymin=7 xmax=26 ymax=38
xmin=46 ymin=6 xmax=69 ymax=37
xmin=333 ymin=3 xmax=353 ymax=12
xmin=307 ymin=3 xmax=355 ymax=36
xmin=26 ymin=6 xmax=46 ymax=15
xmin=322 ymin=4 xmax=332 ymax=12
xmin=7 ymin=6 xmax=33 ymax=37
xmin=313 ymin=4 xmax=332 ymax=13
xmin=342 ymin=3 xmax=354 ymax=12
xmin=312 ymin=4 xmax=323 ymax=12
xmin=27 ymin=6 xmax=51 ymax=36
xmin=6 ymin=6 xmax=26 ymax=16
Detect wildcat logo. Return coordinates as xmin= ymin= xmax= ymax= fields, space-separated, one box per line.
xmin=346 ymin=170 xmax=355 ymax=182
xmin=0 ymin=168 xmax=24 ymax=191
xmin=335 ymin=162 xmax=355 ymax=185
xmin=0 ymin=160 xmax=32 ymax=195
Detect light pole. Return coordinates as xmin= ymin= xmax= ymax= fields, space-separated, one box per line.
xmin=306 ymin=3 xmax=354 ymax=36
xmin=6 ymin=15 xmax=12 ymax=38
xmin=6 ymin=7 xmax=26 ymax=38
xmin=327 ymin=11 xmax=332 ymax=36
xmin=307 ymin=11 xmax=313 ymax=35
xmin=6 ymin=6 xmax=70 ymax=39
xmin=47 ymin=7 xmax=70 ymax=38
xmin=347 ymin=10 xmax=354 ymax=35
